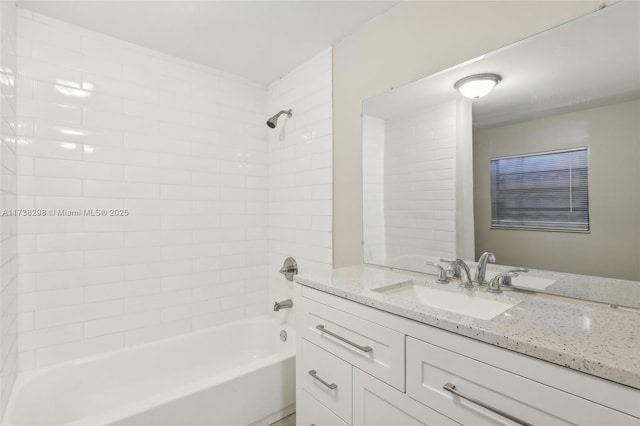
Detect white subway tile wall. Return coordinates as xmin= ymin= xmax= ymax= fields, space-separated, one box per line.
xmin=383 ymin=101 xmax=457 ymax=263
xmin=16 ymin=10 xmax=271 ymax=370
xmin=0 ymin=0 xmax=18 ymax=414
xmin=267 ymin=48 xmax=333 ymax=318
xmin=362 ymin=115 xmax=386 ymax=264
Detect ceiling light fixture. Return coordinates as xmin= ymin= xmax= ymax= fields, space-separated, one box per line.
xmin=454 ymin=73 xmax=502 ymax=99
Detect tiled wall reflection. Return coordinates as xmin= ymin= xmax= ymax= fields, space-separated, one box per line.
xmin=0 ymin=0 xmax=18 ymax=415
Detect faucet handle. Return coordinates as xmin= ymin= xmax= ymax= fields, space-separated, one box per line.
xmin=487 ymin=272 xmax=519 ymax=294
xmin=501 ymin=268 xmax=529 ymax=286
xmin=426 ymin=262 xmax=449 ymax=284
xmin=439 ymin=258 xmax=461 ymax=278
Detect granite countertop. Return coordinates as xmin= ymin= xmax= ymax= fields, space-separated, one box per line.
xmin=296 ymin=265 xmax=640 ymax=390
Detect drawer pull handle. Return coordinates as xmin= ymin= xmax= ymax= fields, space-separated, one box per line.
xmin=443 ymin=382 xmax=533 ymax=426
xmin=308 ymin=369 xmax=338 ymax=390
xmin=315 ymin=324 xmax=373 ymax=353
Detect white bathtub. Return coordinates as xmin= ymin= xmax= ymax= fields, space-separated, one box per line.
xmin=4 ymin=315 xmax=295 ymax=426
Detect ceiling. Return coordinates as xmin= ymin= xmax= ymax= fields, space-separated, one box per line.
xmin=17 ymin=0 xmax=399 ymax=85
xmin=363 ymin=0 xmax=640 ymax=128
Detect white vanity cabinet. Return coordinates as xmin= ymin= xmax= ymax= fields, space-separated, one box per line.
xmin=353 ymin=368 xmax=459 ymax=426
xmin=301 ymin=339 xmax=353 ymax=423
xmin=406 ymin=337 xmax=636 ymax=425
xmin=295 ymin=285 xmax=640 ymax=426
xmin=299 ymin=390 xmax=349 ymax=426
xmin=299 ymin=295 xmax=405 ymax=391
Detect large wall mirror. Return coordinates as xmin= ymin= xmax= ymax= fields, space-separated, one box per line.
xmin=362 ymin=1 xmax=640 ymax=308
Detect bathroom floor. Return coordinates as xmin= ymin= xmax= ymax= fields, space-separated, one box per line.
xmin=269 ymin=413 xmax=296 ymax=426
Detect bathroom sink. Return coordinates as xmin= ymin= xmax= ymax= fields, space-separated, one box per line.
xmin=372 ymin=281 xmax=520 ymax=320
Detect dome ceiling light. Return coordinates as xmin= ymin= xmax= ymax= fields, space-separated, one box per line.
xmin=454 ymin=73 xmax=502 ymax=99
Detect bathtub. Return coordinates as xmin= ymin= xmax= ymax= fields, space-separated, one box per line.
xmin=4 ymin=315 xmax=295 ymax=426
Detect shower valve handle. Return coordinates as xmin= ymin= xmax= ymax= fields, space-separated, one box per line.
xmin=279 ymin=257 xmax=298 ymax=281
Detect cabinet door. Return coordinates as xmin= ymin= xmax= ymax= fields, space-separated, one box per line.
xmin=353 ymin=368 xmax=459 ymax=426
xmin=406 ymin=336 xmax=639 ymax=426
xmin=299 ymin=390 xmax=349 ymax=426
xmin=301 ymin=339 xmax=353 ymax=423
xmin=300 ymin=295 xmax=405 ymax=391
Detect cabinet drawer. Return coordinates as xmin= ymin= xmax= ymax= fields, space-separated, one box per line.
xmin=300 ymin=295 xmax=405 ymax=391
xmin=301 ymin=339 xmax=352 ymax=423
xmin=354 ymin=368 xmax=460 ymax=426
xmin=299 ymin=390 xmax=349 ymax=426
xmin=406 ymin=337 xmax=639 ymax=426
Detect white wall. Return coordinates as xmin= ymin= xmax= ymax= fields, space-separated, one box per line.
xmin=0 ymin=0 xmax=18 ymax=415
xmin=455 ymin=98 xmax=474 ymax=261
xmin=332 ymin=0 xmax=603 ymax=267
xmin=16 ymin=10 xmax=270 ymax=370
xmin=362 ymin=114 xmax=386 ymax=263
xmin=267 ymin=48 xmax=332 ymax=321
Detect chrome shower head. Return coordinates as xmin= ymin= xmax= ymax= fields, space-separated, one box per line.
xmin=266 ymin=109 xmax=293 ymax=129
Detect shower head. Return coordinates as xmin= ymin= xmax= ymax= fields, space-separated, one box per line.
xmin=266 ymin=109 xmax=293 ymax=129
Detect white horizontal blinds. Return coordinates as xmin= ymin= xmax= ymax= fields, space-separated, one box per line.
xmin=490 ymin=147 xmax=589 ymax=231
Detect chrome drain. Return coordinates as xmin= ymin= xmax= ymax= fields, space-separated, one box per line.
xmin=280 ymin=330 xmax=288 ymax=342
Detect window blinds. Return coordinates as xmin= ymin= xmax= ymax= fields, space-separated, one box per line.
xmin=490 ymin=147 xmax=589 ymax=232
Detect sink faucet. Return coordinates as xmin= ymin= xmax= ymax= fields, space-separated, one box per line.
xmin=487 ymin=272 xmax=520 ymax=294
xmin=500 ymin=268 xmax=529 ymax=286
xmin=453 ymin=259 xmax=474 ymax=288
xmin=425 ymin=262 xmax=449 ymax=284
xmin=474 ymin=251 xmax=496 ymax=284
xmin=440 ymin=258 xmax=461 ymax=278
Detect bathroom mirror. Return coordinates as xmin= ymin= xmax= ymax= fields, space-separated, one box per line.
xmin=362 ymin=0 xmax=640 ymax=308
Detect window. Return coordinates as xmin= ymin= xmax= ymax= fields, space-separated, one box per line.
xmin=490 ymin=147 xmax=589 ymax=232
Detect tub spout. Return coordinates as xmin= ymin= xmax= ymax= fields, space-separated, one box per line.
xmin=273 ymin=299 xmax=293 ymax=311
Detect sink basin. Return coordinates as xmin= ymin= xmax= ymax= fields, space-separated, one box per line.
xmin=372 ymin=281 xmax=520 ymax=320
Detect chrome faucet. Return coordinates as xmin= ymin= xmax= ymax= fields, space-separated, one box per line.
xmin=425 ymin=262 xmax=449 ymax=284
xmin=273 ymin=299 xmax=293 ymax=311
xmin=453 ymin=259 xmax=474 ymax=288
xmin=474 ymin=251 xmax=496 ymax=284
xmin=487 ymin=272 xmax=520 ymax=294
xmin=499 ymin=268 xmax=530 ymax=286
xmin=440 ymin=258 xmax=461 ymax=278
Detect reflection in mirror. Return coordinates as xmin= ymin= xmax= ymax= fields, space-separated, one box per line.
xmin=362 ymin=1 xmax=640 ymax=308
